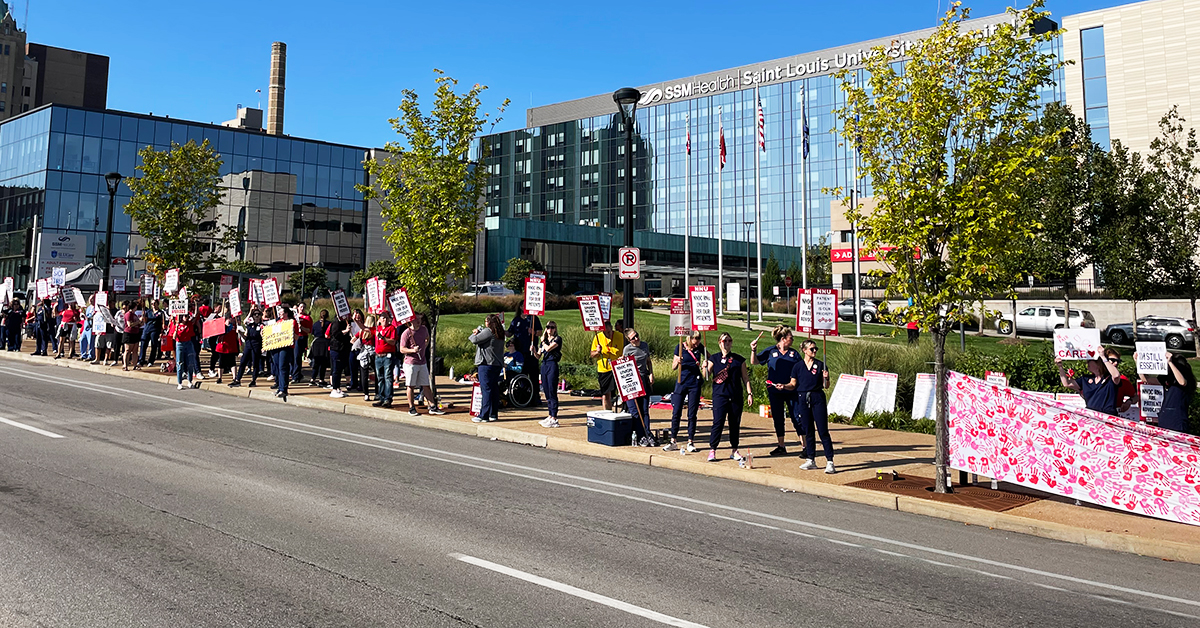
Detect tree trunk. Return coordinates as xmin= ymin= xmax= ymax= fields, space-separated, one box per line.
xmin=1011 ymin=297 xmax=1018 ymax=338
xmin=1132 ymin=300 xmax=1139 ymax=340
xmin=934 ymin=327 xmax=952 ymax=494
xmin=1191 ymin=296 xmax=1197 ymax=330
xmin=1064 ymin=274 xmax=1071 ymax=329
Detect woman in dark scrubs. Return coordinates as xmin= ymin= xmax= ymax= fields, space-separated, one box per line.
xmin=1141 ymin=352 xmax=1196 ymax=433
xmin=750 ymin=325 xmax=804 ymax=456
xmin=1055 ymin=355 xmax=1121 ymax=415
xmin=780 ymin=339 xmax=835 ymax=474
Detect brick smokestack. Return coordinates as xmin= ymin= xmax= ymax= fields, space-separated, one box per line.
xmin=267 ymin=41 xmax=286 ymax=135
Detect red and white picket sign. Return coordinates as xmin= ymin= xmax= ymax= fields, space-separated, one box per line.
xmin=812 ymin=288 xmax=839 ymax=337
xmin=469 ymin=382 xmax=483 ymax=417
xmin=262 ymin=277 xmax=281 ymax=308
xmin=375 ymin=279 xmax=388 ymax=314
xmin=331 ymin=289 xmax=351 ymax=320
xmin=164 ymin=268 xmax=180 ymax=294
xmin=612 ymin=355 xmax=647 ymax=401
xmin=688 ymin=285 xmax=717 ymax=331
xmin=524 ymin=274 xmax=546 ymax=317
xmin=365 ymin=277 xmax=379 ymax=313
xmin=577 ymin=295 xmax=605 ymax=331
xmin=95 ymin=291 xmax=109 ymax=308
xmin=796 ymin=288 xmax=813 ymax=334
xmin=598 ymin=292 xmax=612 ymax=322
xmin=228 ymin=288 xmax=242 ymax=317
xmin=389 ymin=287 xmax=416 ymax=324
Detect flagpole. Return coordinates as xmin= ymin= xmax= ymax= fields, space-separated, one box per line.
xmin=800 ymin=86 xmax=809 ymax=290
xmin=717 ymin=105 xmax=724 ymax=318
xmin=755 ymin=86 xmax=763 ymax=323
xmin=685 ymin=111 xmax=691 ymax=292
xmin=852 ymin=130 xmax=862 ymax=338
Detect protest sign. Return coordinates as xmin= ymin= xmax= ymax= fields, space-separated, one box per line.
xmin=1053 ymin=328 xmax=1103 ymax=360
xmin=0 ymin=283 xmax=8 ymax=306
xmin=72 ymin=287 xmax=85 ymax=307
xmin=219 ymin=275 xmax=233 ymax=298
xmin=95 ymin=291 xmax=108 ymax=308
xmin=1140 ymin=383 xmax=1164 ymax=422
xmin=113 ymin=278 xmax=126 ymax=293
xmin=229 ymin=288 xmax=242 ymax=317
xmin=376 ymin=280 xmax=387 ymax=313
xmin=93 ymin=312 xmax=107 ymax=334
xmin=827 ymin=373 xmax=867 ymax=417
xmin=331 ymin=289 xmax=351 ymax=320
xmin=1135 ymin=342 xmax=1169 ymax=375
xmin=262 ymin=278 xmax=281 ymax=308
xmin=985 ymin=371 xmax=1008 ymax=387
xmin=202 ymin=318 xmax=227 ymax=339
xmin=577 ymin=295 xmax=604 ymax=331
xmin=863 ymin=370 xmax=898 ymax=414
xmin=612 ymin=355 xmax=647 ymax=401
xmin=36 ymin=278 xmax=47 ymax=300
xmin=688 ymin=285 xmax=717 ymax=331
xmin=796 ymin=289 xmax=813 ymax=333
xmin=1056 ymin=393 xmax=1086 ymax=408
xmin=469 ymin=383 xmax=483 ymax=417
xmin=388 ymin=287 xmax=416 ymax=324
xmin=98 ymin=307 xmax=116 ymax=328
xmin=51 ymin=267 xmax=65 ymax=286
xmin=164 ymin=268 xmax=180 ymax=294
xmin=141 ymin=274 xmax=155 ymax=297
xmin=262 ymin=320 xmax=296 ymax=351
xmin=178 ymin=286 xmax=188 ymax=303
xmin=598 ymin=292 xmax=612 ymax=322
xmin=524 ymin=276 xmax=546 ymax=316
xmin=912 ymin=373 xmax=937 ymax=420
xmin=669 ymin=299 xmax=690 ymax=337
xmin=366 ymin=277 xmax=379 ymax=313
xmin=169 ymin=299 xmax=188 ymax=316
xmin=812 ymin=288 xmax=839 ymax=336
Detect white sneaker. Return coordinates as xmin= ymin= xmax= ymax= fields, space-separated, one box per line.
xmin=825 ymin=461 xmax=837 ymax=474
xmin=799 ymin=459 xmax=818 ymax=470
xmin=177 ymin=383 xmax=186 ymax=390
xmin=330 ymin=389 xmax=346 ymax=398
xmin=538 ymin=416 xmax=552 ymax=427
xmin=544 ymin=418 xmax=560 ymax=428
xmin=731 ymin=451 xmax=745 ymax=462
xmin=685 ymin=443 xmax=698 ymax=453
xmin=194 ymin=372 xmax=204 ymax=381
xmin=662 ymin=440 xmax=678 ymax=452
xmin=207 ymin=370 xmax=217 ymax=378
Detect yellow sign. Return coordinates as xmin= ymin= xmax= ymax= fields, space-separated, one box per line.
xmin=262 ymin=321 xmax=295 ymax=351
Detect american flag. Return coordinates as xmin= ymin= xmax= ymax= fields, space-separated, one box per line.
xmin=686 ymin=120 xmax=691 ymax=156
xmin=757 ymin=99 xmax=765 ymax=153
xmin=801 ymin=90 xmax=810 ymax=159
xmin=719 ymin=118 xmax=726 ymax=169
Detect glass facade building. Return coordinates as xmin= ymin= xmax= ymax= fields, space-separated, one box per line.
xmin=0 ymin=103 xmax=369 ymax=289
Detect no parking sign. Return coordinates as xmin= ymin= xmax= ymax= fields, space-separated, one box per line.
xmin=618 ymin=247 xmax=640 ymax=280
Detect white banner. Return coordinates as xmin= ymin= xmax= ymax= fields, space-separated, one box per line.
xmin=612 ymin=355 xmax=646 ymax=401
xmin=1053 ymin=327 xmax=1103 ymax=360
xmin=827 ymin=373 xmax=868 ymax=418
xmin=862 ymin=370 xmax=898 ymax=414
xmin=1135 ymin=341 xmax=1169 ymax=375
xmin=688 ymin=285 xmax=717 ymax=331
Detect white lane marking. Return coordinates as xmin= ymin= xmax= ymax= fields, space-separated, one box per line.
xmin=452 ymin=553 xmax=710 ymax=628
xmin=873 ymin=548 xmax=909 ymax=558
xmin=5 ymin=365 xmax=1200 ymax=615
xmin=827 ymin=539 xmax=863 ymax=548
xmin=0 ymin=416 xmax=65 ymax=439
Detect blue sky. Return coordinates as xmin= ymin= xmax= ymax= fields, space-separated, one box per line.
xmin=28 ymin=0 xmax=1126 ymax=148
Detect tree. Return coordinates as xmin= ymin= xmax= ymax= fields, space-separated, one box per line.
xmin=123 ymin=140 xmax=239 ymax=281
xmin=361 ymin=70 xmax=508 ymax=394
xmin=500 ymin=257 xmax=546 ymax=294
xmin=350 ymin=259 xmax=400 ymax=297
xmin=805 ymin=235 xmax=832 ymax=287
xmin=832 ymin=2 xmax=1063 ymax=492
xmin=785 ymin=260 xmax=802 ymax=288
xmin=763 ymin=251 xmax=782 ymax=296
xmin=1093 ymin=141 xmax=1162 ymax=332
xmin=1147 ymin=106 xmax=1200 ymax=325
xmin=287 ymin=266 xmax=328 ymax=298
xmin=220 ymin=259 xmax=260 ymax=275
xmin=1018 ymin=103 xmax=1108 ymax=325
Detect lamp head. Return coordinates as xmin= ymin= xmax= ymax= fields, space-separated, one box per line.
xmin=104 ymin=172 xmax=124 ymax=195
xmin=612 ymin=87 xmax=641 ymax=123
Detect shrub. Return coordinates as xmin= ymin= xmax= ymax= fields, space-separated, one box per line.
xmin=829 ymin=409 xmax=936 ymax=435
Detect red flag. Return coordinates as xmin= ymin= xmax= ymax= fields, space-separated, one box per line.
xmin=757 ymin=99 xmax=765 ymax=152
xmin=719 ymin=121 xmax=726 ymax=169
xmin=685 ymin=125 xmax=691 ymax=156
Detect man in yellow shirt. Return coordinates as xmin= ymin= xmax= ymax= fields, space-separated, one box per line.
xmin=589 ymin=320 xmax=624 ymax=410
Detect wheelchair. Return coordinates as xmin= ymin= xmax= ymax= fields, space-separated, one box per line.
xmin=501 ymin=355 xmax=536 ymax=409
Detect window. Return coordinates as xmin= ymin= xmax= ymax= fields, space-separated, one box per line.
xmin=0 ymin=101 xmax=5 ymax=112
xmin=4 ymin=45 xmax=9 ymax=55
xmin=1019 ymin=308 xmax=1036 ymax=316
xmin=1038 ymin=308 xmax=1051 ymax=317
xmin=1080 ymin=27 xmax=1110 ymax=150
xmin=23 ymin=86 xmax=29 ymax=96
xmin=1 ymin=82 xmax=6 ymax=93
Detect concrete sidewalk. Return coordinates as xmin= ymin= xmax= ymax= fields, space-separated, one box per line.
xmin=3 ymin=343 xmax=1198 ymax=564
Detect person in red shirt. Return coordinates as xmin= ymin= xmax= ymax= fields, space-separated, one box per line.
xmin=293 ymin=302 xmax=313 ymax=384
xmin=268 ymin=306 xmax=299 ymax=401
xmin=1105 ymin=347 xmax=1137 ymax=414
xmin=169 ymin=312 xmax=198 ymax=389
xmin=372 ymin=310 xmax=398 ymax=408
xmin=213 ymin=306 xmax=240 ymax=384
xmin=55 ymin=305 xmax=79 ymax=359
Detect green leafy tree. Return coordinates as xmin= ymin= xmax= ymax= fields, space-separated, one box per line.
xmin=122 ymin=140 xmax=239 ymax=280
xmin=501 ymin=257 xmax=546 ymax=294
xmin=350 ymin=259 xmax=400 ymax=297
xmin=1147 ymin=106 xmax=1200 ymax=324
xmin=287 ymin=266 xmax=328 ymax=298
xmin=1093 ymin=141 xmax=1162 ymax=331
xmin=1018 ymin=103 xmax=1108 ymax=324
xmin=785 ymin=260 xmax=802 ymax=288
xmin=805 ymin=235 xmax=832 ymax=287
xmin=220 ymin=259 xmax=260 ymax=275
xmin=832 ymin=2 xmax=1063 ymax=492
xmin=361 ymin=70 xmax=508 ymax=391
xmin=762 ymin=251 xmax=782 ymax=296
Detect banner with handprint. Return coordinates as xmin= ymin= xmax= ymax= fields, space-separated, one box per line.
xmin=948 ymin=371 xmax=1200 ymax=527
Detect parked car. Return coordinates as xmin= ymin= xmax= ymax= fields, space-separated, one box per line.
xmin=995 ymin=306 xmax=1096 ymax=335
xmin=462 ymin=283 xmax=515 ymax=297
xmin=1103 ymin=316 xmax=1196 ymax=349
xmin=837 ymin=299 xmax=879 ymax=323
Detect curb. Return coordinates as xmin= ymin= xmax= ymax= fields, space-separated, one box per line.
xmin=4 ymin=349 xmax=1197 ymax=565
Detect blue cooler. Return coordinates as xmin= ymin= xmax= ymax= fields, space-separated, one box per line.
xmin=587 ymin=411 xmax=633 ymax=447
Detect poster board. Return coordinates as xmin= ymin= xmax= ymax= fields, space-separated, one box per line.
xmin=376 ymin=279 xmax=388 ymax=314
xmin=862 ymin=370 xmax=899 ymax=414
xmin=524 ymin=276 xmax=546 ymax=317
xmin=169 ymin=299 xmax=188 ymax=316
xmin=688 ymin=285 xmax=717 ymax=332
xmin=1140 ymin=382 xmax=1164 ymax=422
xmin=912 ymin=373 xmax=937 ymax=420
xmin=113 ymin=278 xmax=126 ymax=294
xmin=1053 ymin=328 xmax=1103 ymax=361
xmin=95 ymin=291 xmax=108 ymax=308
xmin=669 ymin=299 xmax=690 ymax=337
xmin=612 ymin=355 xmax=647 ymax=401
xmin=92 ymin=311 xmax=108 ymax=334
xmin=229 ymin=288 xmax=242 ymax=317
xmin=331 ymin=289 xmax=351 ymax=320
xmin=219 ymin=275 xmax=233 ymax=298
xmin=202 ymin=318 xmax=227 ymax=339
xmin=262 ymin=278 xmax=281 ymax=308
xmin=598 ymin=292 xmax=612 ymax=323
xmin=51 ymin=267 xmax=65 ymax=286
xmin=726 ymin=282 xmax=741 ymax=312
xmin=1135 ymin=342 xmax=1169 ymax=375
xmin=248 ymin=279 xmax=261 ymax=304
xmin=577 ymin=295 xmax=605 ymax=331
xmin=262 ymin=320 xmax=296 ymax=351
xmin=985 ymin=371 xmax=1008 ymax=387
xmin=388 ymin=287 xmax=416 ymax=324
xmin=164 ymin=268 xmax=180 ymax=294
xmin=63 ymin=286 xmax=77 ymax=305
xmin=812 ymin=288 xmax=839 ymax=336
xmin=36 ymin=278 xmax=47 ymax=300
xmin=469 ymin=382 xmax=483 ymax=417
xmin=365 ymin=277 xmax=379 ymax=313
xmin=796 ymin=289 xmax=813 ymax=334
xmin=140 ymin=274 xmax=155 ymax=297
xmin=1056 ymin=393 xmax=1087 ymax=408
xmin=827 ymin=373 xmax=868 ymax=418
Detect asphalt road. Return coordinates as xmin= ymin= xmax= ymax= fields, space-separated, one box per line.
xmin=1 ymin=360 xmax=1199 ymax=627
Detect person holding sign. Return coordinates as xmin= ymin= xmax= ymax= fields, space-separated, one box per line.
xmin=589 ymin=320 xmax=624 ymax=411
xmin=781 ymin=340 xmax=835 ymax=474
xmin=535 ymin=322 xmax=563 ymax=428
xmin=168 ymin=308 xmax=199 ymax=389
xmin=751 ymin=325 xmax=804 ymax=456
xmin=327 ymin=311 xmax=351 ymax=399
xmin=1103 ymin=348 xmax=1137 ymax=413
xmin=1138 ymin=352 xmax=1196 ymax=434
xmin=622 ymin=328 xmax=656 ymax=446
xmin=228 ymin=309 xmax=265 ymax=388
xmin=370 ymin=310 xmax=400 ymax=408
xmin=268 ymin=307 xmax=299 ymax=401
xmin=663 ymin=331 xmax=705 ymax=453
xmin=469 ymin=314 xmax=506 ymax=422
xmin=1055 ymin=353 xmax=1121 ymax=415
xmin=507 ymin=306 xmax=541 ymax=406
xmin=399 ymin=313 xmax=444 ymax=416
xmin=54 ymin=304 xmax=79 ymax=359
xmin=701 ymin=332 xmax=752 ymax=463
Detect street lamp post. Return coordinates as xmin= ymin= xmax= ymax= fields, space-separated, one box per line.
xmin=101 ymin=172 xmax=124 ymax=292
xmin=744 ymin=221 xmax=754 ymax=331
xmin=613 ymin=87 xmax=640 ymax=330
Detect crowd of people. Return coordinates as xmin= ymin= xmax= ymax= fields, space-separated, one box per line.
xmin=1055 ymin=346 xmax=1197 ymax=434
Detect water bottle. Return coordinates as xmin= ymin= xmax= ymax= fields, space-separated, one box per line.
xmin=449 ymin=366 xmax=456 ymax=380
